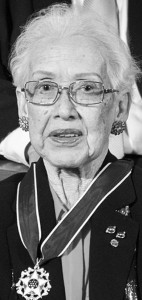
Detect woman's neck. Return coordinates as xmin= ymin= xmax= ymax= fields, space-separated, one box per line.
xmin=43 ymin=158 xmax=105 ymax=208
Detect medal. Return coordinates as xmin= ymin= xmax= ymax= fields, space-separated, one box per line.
xmin=16 ymin=260 xmax=51 ymax=300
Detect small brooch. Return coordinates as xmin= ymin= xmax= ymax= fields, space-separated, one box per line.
xmin=116 ymin=205 xmax=130 ymax=217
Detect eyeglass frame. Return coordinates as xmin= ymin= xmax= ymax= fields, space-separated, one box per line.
xmin=21 ymin=79 xmax=119 ymax=107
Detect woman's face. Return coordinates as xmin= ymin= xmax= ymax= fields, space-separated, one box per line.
xmin=18 ymin=36 xmax=126 ymax=168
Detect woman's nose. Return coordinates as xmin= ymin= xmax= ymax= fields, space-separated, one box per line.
xmin=55 ymin=89 xmax=78 ymax=120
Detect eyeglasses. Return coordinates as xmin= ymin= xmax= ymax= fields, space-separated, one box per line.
xmin=21 ymin=80 xmax=119 ymax=106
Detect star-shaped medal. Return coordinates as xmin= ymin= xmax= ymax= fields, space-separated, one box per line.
xmin=16 ymin=264 xmax=51 ymax=300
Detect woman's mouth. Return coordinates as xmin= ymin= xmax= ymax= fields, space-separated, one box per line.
xmin=49 ymin=129 xmax=83 ymax=144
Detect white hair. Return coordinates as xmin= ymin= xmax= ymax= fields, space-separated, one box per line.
xmin=9 ymin=3 xmax=140 ymax=96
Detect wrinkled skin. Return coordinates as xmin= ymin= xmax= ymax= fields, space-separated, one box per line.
xmin=17 ymin=35 xmax=129 ymax=173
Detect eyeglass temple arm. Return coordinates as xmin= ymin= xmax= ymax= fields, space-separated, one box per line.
xmin=104 ymin=88 xmax=119 ymax=94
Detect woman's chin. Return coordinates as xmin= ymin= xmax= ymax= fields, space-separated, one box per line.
xmin=44 ymin=151 xmax=88 ymax=169
xmin=49 ymin=158 xmax=82 ymax=169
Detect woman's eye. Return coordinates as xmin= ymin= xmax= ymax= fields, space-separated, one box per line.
xmin=41 ymin=84 xmax=50 ymax=91
xmin=82 ymin=84 xmax=95 ymax=92
xmin=37 ymin=83 xmax=54 ymax=94
xmin=84 ymin=85 xmax=93 ymax=91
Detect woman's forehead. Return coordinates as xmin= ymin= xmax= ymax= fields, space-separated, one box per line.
xmin=29 ymin=35 xmax=107 ymax=81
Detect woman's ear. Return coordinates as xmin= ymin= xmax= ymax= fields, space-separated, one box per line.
xmin=16 ymin=87 xmax=28 ymax=117
xmin=114 ymin=91 xmax=130 ymax=122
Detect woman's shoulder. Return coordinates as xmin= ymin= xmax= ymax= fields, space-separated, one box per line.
xmin=131 ymin=162 xmax=142 ymax=191
xmin=0 ymin=171 xmax=25 ymax=189
xmin=122 ymin=156 xmax=142 ymax=194
xmin=0 ymin=172 xmax=25 ymax=222
xmin=130 ymin=161 xmax=142 ymax=217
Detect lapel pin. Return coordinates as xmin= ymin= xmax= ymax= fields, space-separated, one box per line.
xmin=116 ymin=231 xmax=126 ymax=239
xmin=105 ymin=226 xmax=116 ymax=234
xmin=110 ymin=239 xmax=119 ymax=248
xmin=116 ymin=205 xmax=130 ymax=217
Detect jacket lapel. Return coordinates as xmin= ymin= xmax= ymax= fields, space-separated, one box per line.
xmin=36 ymin=159 xmax=66 ymax=299
xmin=89 ymin=173 xmax=139 ymax=300
xmin=7 ymin=159 xmax=66 ymax=300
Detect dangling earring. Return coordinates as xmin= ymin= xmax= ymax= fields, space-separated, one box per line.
xmin=111 ymin=121 xmax=126 ymax=135
xmin=19 ymin=116 xmax=29 ymax=132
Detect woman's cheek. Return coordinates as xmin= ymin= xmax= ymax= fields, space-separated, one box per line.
xmin=86 ymin=117 xmax=109 ymax=157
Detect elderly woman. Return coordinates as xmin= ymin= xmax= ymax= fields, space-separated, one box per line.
xmin=0 ymin=3 xmax=142 ymax=300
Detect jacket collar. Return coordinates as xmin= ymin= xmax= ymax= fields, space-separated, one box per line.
xmin=30 ymin=153 xmax=135 ymax=243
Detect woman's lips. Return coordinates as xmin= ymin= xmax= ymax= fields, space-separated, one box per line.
xmin=49 ymin=129 xmax=83 ymax=144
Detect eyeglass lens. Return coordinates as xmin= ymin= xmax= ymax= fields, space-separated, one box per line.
xmin=25 ymin=80 xmax=104 ymax=105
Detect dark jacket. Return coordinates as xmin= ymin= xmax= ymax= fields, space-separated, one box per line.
xmin=0 ymin=155 xmax=142 ymax=300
